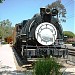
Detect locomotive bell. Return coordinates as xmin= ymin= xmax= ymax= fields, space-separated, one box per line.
xmin=35 ymin=22 xmax=57 ymax=45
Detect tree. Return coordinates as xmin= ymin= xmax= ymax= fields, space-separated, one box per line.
xmin=0 ymin=28 xmax=2 ymax=38
xmin=0 ymin=19 xmax=12 ymax=27
xmin=47 ymin=0 xmax=66 ymax=22
xmin=63 ymin=31 xmax=75 ymax=38
xmin=0 ymin=19 xmax=12 ymax=39
xmin=0 ymin=0 xmax=4 ymax=3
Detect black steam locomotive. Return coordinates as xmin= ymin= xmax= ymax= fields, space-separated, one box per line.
xmin=14 ymin=7 xmax=64 ymax=60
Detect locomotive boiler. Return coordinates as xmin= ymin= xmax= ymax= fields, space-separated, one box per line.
xmin=14 ymin=7 xmax=64 ymax=60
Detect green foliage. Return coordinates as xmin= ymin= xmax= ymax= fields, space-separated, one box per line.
xmin=0 ymin=0 xmax=4 ymax=3
xmin=74 ymin=34 xmax=75 ymax=37
xmin=47 ymin=0 xmax=66 ymax=22
xmin=63 ymin=31 xmax=75 ymax=38
xmin=0 ymin=19 xmax=13 ymax=39
xmin=34 ymin=58 xmax=61 ymax=75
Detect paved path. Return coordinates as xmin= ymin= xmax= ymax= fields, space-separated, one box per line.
xmin=0 ymin=44 xmax=16 ymax=71
xmin=59 ymin=57 xmax=75 ymax=75
xmin=0 ymin=44 xmax=26 ymax=75
xmin=61 ymin=68 xmax=75 ymax=75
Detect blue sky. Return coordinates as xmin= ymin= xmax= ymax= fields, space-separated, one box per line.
xmin=0 ymin=0 xmax=75 ymax=33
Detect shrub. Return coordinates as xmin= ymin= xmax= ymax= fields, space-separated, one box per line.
xmin=34 ymin=58 xmax=61 ymax=75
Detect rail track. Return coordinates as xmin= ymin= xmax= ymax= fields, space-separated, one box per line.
xmin=68 ymin=48 xmax=75 ymax=56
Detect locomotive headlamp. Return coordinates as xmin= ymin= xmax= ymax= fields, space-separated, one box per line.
xmin=40 ymin=7 xmax=52 ymax=22
xmin=45 ymin=8 xmax=50 ymax=14
xmin=52 ymin=9 xmax=58 ymax=16
xmin=40 ymin=7 xmax=51 ymax=15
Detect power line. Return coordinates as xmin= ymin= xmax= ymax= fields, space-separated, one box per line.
xmin=63 ymin=1 xmax=74 ymax=10
xmin=63 ymin=0 xmax=73 ymax=7
xmin=66 ymin=16 xmax=74 ymax=19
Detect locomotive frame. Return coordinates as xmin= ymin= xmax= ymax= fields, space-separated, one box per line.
xmin=14 ymin=7 xmax=68 ymax=63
